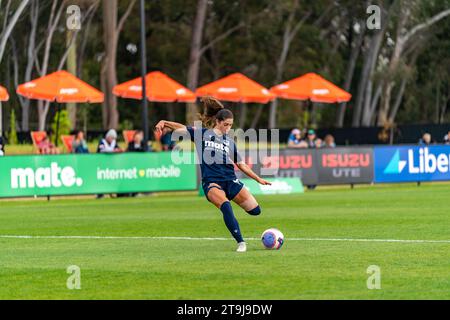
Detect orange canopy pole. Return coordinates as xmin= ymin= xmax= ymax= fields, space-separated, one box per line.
xmin=113 ymin=71 xmax=196 ymax=103
xmin=270 ymin=73 xmax=351 ymax=103
xmin=195 ymin=73 xmax=275 ymax=103
xmin=17 ymin=70 xmax=104 ymax=103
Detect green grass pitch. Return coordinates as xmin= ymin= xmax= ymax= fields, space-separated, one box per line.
xmin=0 ymin=183 xmax=449 ymax=299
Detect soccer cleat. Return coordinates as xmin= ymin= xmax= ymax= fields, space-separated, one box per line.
xmin=236 ymin=242 xmax=247 ymax=252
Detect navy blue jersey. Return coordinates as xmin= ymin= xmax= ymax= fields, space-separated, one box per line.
xmin=186 ymin=126 xmax=242 ymax=183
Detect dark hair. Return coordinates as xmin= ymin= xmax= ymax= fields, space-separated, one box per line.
xmin=216 ymin=109 xmax=233 ymax=122
xmin=75 ymin=130 xmax=84 ymax=138
xmin=199 ymin=96 xmax=233 ymax=128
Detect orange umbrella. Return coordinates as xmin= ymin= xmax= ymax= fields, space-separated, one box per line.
xmin=17 ymin=70 xmax=104 ymax=146
xmin=0 ymin=85 xmax=9 ymax=101
xmin=270 ymin=73 xmax=351 ymax=103
xmin=196 ymin=73 xmax=275 ymax=103
xmin=113 ymin=71 xmax=196 ymax=102
xmin=17 ymin=70 xmax=104 ymax=103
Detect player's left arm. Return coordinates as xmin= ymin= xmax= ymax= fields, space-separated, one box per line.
xmin=230 ymin=140 xmax=271 ymax=185
xmin=235 ymin=162 xmax=271 ymax=185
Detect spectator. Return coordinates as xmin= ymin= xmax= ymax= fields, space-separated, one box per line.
xmin=287 ymin=128 xmax=307 ymax=148
xmin=72 ymin=130 xmax=89 ymax=153
xmin=0 ymin=136 xmax=4 ymax=156
xmin=314 ymin=138 xmax=323 ymax=148
xmin=306 ymin=129 xmax=318 ymax=148
xmin=97 ymin=129 xmax=122 ymax=153
xmin=127 ymin=130 xmax=150 ymax=152
xmin=419 ymin=133 xmax=433 ymax=146
xmin=443 ymin=131 xmax=450 ymax=145
xmin=324 ymin=134 xmax=336 ymax=148
xmin=123 ymin=130 xmax=151 ymax=198
xmin=38 ymin=136 xmax=60 ymax=154
xmin=160 ymin=127 xmax=176 ymax=151
xmin=96 ymin=129 xmax=122 ymax=199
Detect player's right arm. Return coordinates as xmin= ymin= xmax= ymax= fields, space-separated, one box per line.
xmin=155 ymin=120 xmax=187 ymax=134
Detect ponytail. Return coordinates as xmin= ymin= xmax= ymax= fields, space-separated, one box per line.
xmin=199 ymin=96 xmax=225 ymax=128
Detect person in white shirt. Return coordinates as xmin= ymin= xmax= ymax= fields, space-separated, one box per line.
xmin=97 ymin=129 xmax=122 ymax=153
xmin=96 ymin=129 xmax=122 ymax=199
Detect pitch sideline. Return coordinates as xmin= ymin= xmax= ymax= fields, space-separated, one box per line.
xmin=0 ymin=235 xmax=450 ymax=244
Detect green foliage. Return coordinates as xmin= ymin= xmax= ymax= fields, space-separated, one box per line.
xmin=119 ymin=119 xmax=134 ymax=130
xmin=51 ymin=109 xmax=72 ymax=144
xmin=8 ymin=109 xmax=18 ymax=145
xmin=3 ymin=0 xmax=450 ymax=130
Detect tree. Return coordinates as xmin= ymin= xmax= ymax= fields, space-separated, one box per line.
xmin=268 ymin=0 xmax=312 ymax=129
xmin=100 ymin=0 xmax=136 ymax=130
xmin=378 ymin=2 xmax=450 ymax=126
xmin=185 ymin=0 xmax=208 ymax=126
xmin=185 ymin=0 xmax=267 ymax=125
xmin=335 ymin=1 xmax=368 ymax=127
xmin=0 ymin=0 xmax=30 ymax=65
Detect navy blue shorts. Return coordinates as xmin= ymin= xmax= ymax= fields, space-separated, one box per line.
xmin=202 ymin=179 xmax=245 ymax=201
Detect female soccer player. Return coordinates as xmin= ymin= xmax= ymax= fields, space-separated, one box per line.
xmin=155 ymin=97 xmax=271 ymax=252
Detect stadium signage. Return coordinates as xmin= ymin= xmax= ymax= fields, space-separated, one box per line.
xmin=11 ymin=162 xmax=83 ymax=189
xmin=242 ymin=178 xmax=304 ymax=195
xmin=316 ymin=148 xmax=374 ymax=184
xmin=236 ymin=148 xmax=373 ymax=185
xmin=321 ymin=153 xmax=370 ymax=168
xmin=0 ymin=153 xmax=197 ymax=198
xmin=374 ymin=146 xmax=450 ymax=183
xmin=262 ymin=154 xmax=313 ymax=169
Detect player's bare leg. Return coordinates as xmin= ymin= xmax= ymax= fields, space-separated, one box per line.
xmin=205 ymin=183 xmax=227 ymax=208
xmin=232 ymin=187 xmax=261 ymax=215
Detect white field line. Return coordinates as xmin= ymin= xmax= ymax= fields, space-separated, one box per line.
xmin=0 ymin=235 xmax=450 ymax=244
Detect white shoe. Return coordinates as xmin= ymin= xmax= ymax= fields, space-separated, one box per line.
xmin=236 ymin=242 xmax=247 ymax=252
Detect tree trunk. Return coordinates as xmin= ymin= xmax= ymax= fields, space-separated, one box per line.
xmin=38 ymin=100 xmax=50 ymax=131
xmin=439 ymin=91 xmax=449 ymax=124
xmin=250 ymin=105 xmax=264 ymax=129
xmin=238 ymin=102 xmax=247 ymax=129
xmin=352 ymin=26 xmax=385 ymax=127
xmin=388 ymin=77 xmax=408 ymax=124
xmin=66 ymin=30 xmax=77 ymax=130
xmin=378 ymin=39 xmax=403 ymax=126
xmin=102 ymin=0 xmax=119 ymax=129
xmin=378 ymin=6 xmax=450 ymax=126
xmin=19 ymin=0 xmax=38 ymax=131
xmin=336 ymin=19 xmax=365 ymax=128
xmin=362 ymin=83 xmax=382 ymax=126
xmin=167 ymin=104 xmax=175 ymax=121
xmin=388 ymin=50 xmax=420 ymax=124
xmin=186 ymin=0 xmax=208 ymax=125
xmin=268 ymin=0 xmax=308 ymax=129
xmin=100 ymin=65 xmax=108 ymax=129
xmin=434 ymin=81 xmax=440 ymax=124
xmin=36 ymin=0 xmax=65 ymax=131
xmin=77 ymin=2 xmax=99 ymax=77
xmin=0 ymin=0 xmax=30 ymax=65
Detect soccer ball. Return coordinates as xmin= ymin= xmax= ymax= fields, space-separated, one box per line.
xmin=261 ymin=228 xmax=284 ymax=250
